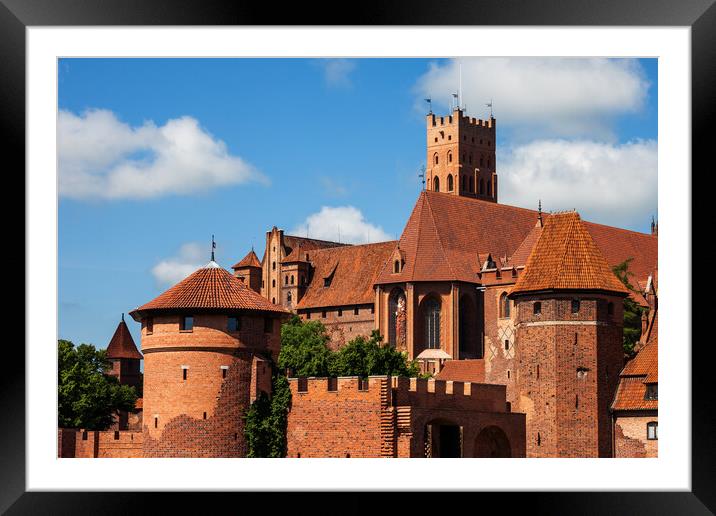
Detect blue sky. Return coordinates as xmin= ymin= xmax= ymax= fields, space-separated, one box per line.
xmin=58 ymin=58 xmax=657 ymax=349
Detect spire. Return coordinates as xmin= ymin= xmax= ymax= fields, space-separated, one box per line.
xmin=537 ymin=199 xmax=543 ymax=227
xmin=211 ymin=234 xmax=216 ymax=262
xmin=121 ymin=312 xmax=124 ymax=322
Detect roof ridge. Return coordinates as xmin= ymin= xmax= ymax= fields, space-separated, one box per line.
xmin=423 ymin=192 xmax=459 ymax=279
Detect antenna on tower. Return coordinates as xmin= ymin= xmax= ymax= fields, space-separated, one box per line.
xmin=211 ymin=234 xmax=216 ymax=261
xmin=419 ymin=164 xmax=426 ymax=191
xmin=452 ymin=93 xmax=459 ymax=111
xmin=458 ymin=61 xmax=463 ymax=110
xmin=424 ymin=97 xmax=432 ymax=114
xmin=486 ymin=99 xmax=493 ymax=118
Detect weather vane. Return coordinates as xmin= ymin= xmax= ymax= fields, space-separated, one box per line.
xmin=486 ymin=99 xmax=493 ymax=118
xmin=424 ymin=97 xmax=432 ymax=114
xmin=419 ymin=165 xmax=426 ymax=190
xmin=211 ymin=234 xmax=216 ymax=262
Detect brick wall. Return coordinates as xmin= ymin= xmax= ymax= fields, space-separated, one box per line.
xmin=614 ymin=413 xmax=658 ymax=458
xmin=299 ymin=304 xmax=376 ymax=350
xmin=58 ymin=429 xmax=142 ymax=458
xmin=513 ymin=294 xmax=624 ymax=458
xmin=286 ymin=376 xmax=525 ymax=458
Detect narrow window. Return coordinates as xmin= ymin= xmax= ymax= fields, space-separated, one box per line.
xmin=272 ymin=279 xmax=276 ymax=288
xmin=434 ymin=153 xmax=439 ymax=165
xmin=182 ymin=367 xmax=188 ymax=381
xmin=324 ymin=277 xmax=331 ymax=287
xmin=507 ymin=370 xmax=510 ymax=379
xmin=434 ymin=177 xmax=440 ymax=192
xmin=306 ymin=311 xmax=311 ymax=320
xmin=499 ymin=293 xmax=510 ymax=318
xmin=272 ymin=297 xmax=276 ymax=304
xmin=338 ymin=309 xmax=343 ymax=317
xmin=114 ymin=431 xmax=119 ymax=440
xmin=448 ymin=152 xmax=453 ymax=163
xmin=180 ymin=315 xmax=193 ymax=331
xmin=354 ymin=307 xmax=359 ymax=316
xmin=272 ymin=261 xmax=276 ymax=270
xmin=82 ymin=430 xmax=88 ymax=441
xmin=298 ymin=378 xmax=308 ymax=393
xmin=264 ymin=317 xmax=273 ymax=333
xmin=447 ymin=174 xmax=454 ymax=191
xmin=221 ymin=366 xmax=228 ymax=379
xmin=291 ymin=275 xmax=295 ymax=285
xmin=285 ymin=275 xmax=289 ymax=285
xmin=370 ymin=306 xmax=375 ymax=314
xmin=575 ymin=395 xmax=579 ymax=409
xmin=537 ymin=433 xmax=541 ymax=446
xmin=322 ymin=310 xmax=327 ymax=318
xmin=504 ymin=340 xmax=509 ymax=351
xmin=647 ymin=422 xmax=658 ymax=440
xmin=203 ymin=412 xmax=207 ymax=420
xmin=537 ymin=365 xmax=540 ymax=379
xmin=227 ymin=316 xmax=240 ymax=332
xmin=533 ymin=302 xmax=542 ymax=315
xmin=394 ymin=260 xmax=400 ymax=273
xmin=146 ymin=317 xmax=154 ymax=335
xmin=571 ymin=299 xmax=581 ymax=314
xmin=154 ymin=417 xmax=158 ymax=429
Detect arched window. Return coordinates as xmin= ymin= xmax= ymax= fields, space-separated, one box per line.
xmin=434 ymin=153 xmax=439 ymax=165
xmin=285 ymin=275 xmax=289 ymax=285
xmin=272 ymin=279 xmax=276 ymax=288
xmin=469 ymin=176 xmax=474 ymax=192
xmin=287 ymin=291 xmax=292 ymax=305
xmin=434 ymin=177 xmax=440 ymax=192
xmin=291 ymin=275 xmax=295 ymax=285
xmin=487 ymin=181 xmax=492 ymax=196
xmin=499 ymin=293 xmax=510 ymax=318
xmin=423 ymin=297 xmax=441 ymax=349
xmin=448 ymin=152 xmax=453 ymax=163
xmin=479 ymin=179 xmax=484 ymax=194
xmin=447 ymin=174 xmax=454 ymax=191
xmin=394 ymin=260 xmax=400 ymax=274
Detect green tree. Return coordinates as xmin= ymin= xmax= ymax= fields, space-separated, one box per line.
xmin=611 ymin=258 xmax=645 ymax=355
xmin=58 ymin=339 xmax=138 ymax=430
xmin=246 ymin=317 xmax=420 ymax=457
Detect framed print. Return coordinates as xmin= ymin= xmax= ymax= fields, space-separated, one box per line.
xmin=4 ymin=0 xmax=712 ymax=513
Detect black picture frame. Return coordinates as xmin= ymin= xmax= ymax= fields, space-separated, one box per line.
xmin=4 ymin=0 xmax=710 ymax=513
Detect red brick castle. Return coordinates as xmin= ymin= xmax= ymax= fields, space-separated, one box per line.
xmin=58 ymin=107 xmax=658 ymax=459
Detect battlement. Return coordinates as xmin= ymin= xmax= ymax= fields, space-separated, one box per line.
xmin=428 ymin=110 xmax=496 ymax=130
xmin=288 ymin=375 xmax=509 ymax=413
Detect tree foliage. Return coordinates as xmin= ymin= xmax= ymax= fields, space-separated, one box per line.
xmin=58 ymin=339 xmax=138 ymax=430
xmin=611 ymin=258 xmax=645 ymax=355
xmin=246 ymin=316 xmax=420 ymax=457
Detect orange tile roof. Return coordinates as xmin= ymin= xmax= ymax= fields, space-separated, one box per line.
xmin=434 ymin=360 xmax=486 ymax=383
xmin=612 ymin=310 xmax=658 ymax=411
xmin=231 ymin=249 xmax=261 ymax=270
xmin=297 ymin=241 xmax=397 ymax=309
xmin=373 ymin=191 xmax=656 ymax=287
xmin=129 ymin=262 xmax=288 ymax=319
xmin=511 ymin=212 xmax=630 ymax=296
xmin=106 ymin=318 xmax=143 ymax=360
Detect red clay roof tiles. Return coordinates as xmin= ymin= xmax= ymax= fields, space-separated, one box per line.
xmin=297 ymin=241 xmax=397 ymax=309
xmin=130 ymin=262 xmax=288 ymax=318
xmin=106 ymin=319 xmax=143 ymax=360
xmin=612 ymin=310 xmax=658 ymax=411
xmin=511 ymin=211 xmax=630 ymax=296
xmin=434 ymin=360 xmax=486 ymax=383
xmin=232 ymin=249 xmax=262 ymax=270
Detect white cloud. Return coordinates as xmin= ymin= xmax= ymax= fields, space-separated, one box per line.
xmin=320 ymin=59 xmax=356 ymax=88
xmin=59 ymin=109 xmax=267 ymax=200
xmin=499 ymin=139 xmax=658 ymax=229
xmin=292 ymin=206 xmax=391 ymax=244
xmin=151 ymin=243 xmax=206 ymax=286
xmin=415 ymin=58 xmax=649 ymax=138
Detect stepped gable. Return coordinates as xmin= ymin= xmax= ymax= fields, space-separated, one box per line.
xmin=374 ymin=191 xmax=656 ymax=287
xmin=612 ymin=311 xmax=658 ymax=411
xmin=129 ymin=261 xmax=288 ymax=319
xmin=231 ymin=249 xmax=261 ymax=270
xmin=106 ymin=318 xmax=143 ymax=360
xmin=511 ymin=211 xmax=630 ymax=296
xmin=297 ymin=241 xmax=397 ymax=309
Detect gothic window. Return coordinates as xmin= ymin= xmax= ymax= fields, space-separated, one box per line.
xmin=447 ymin=174 xmax=454 ymax=191
xmin=291 ymin=275 xmax=295 ymax=285
xmin=272 ymin=261 xmax=276 ymax=270
xmin=448 ymin=152 xmax=453 ymax=163
xmin=499 ymin=293 xmax=510 ymax=318
xmin=272 ymin=279 xmax=276 ymax=288
xmin=394 ymin=260 xmax=400 ymax=273
xmin=423 ymin=297 xmax=441 ymax=350
xmin=285 ymin=275 xmax=289 ymax=285
xmin=287 ymin=291 xmax=293 ymax=306
xmin=434 ymin=177 xmax=440 ymax=192
xmin=434 ymin=153 xmax=439 ymax=165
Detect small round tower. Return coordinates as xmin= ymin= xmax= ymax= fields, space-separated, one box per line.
xmin=129 ymin=259 xmax=288 ymax=457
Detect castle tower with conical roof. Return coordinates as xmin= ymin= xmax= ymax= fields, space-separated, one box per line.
xmin=106 ymin=314 xmax=143 ymax=393
xmin=509 ymin=212 xmax=629 ymax=458
xmin=231 ymin=249 xmax=262 ymax=294
xmin=129 ymin=260 xmax=289 ymax=457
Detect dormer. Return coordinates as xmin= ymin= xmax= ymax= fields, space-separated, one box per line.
xmin=391 ymin=247 xmax=406 ymax=274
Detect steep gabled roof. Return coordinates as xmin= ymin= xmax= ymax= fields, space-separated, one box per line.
xmin=511 ymin=211 xmax=629 ymax=296
xmin=232 ymin=249 xmax=262 ymax=270
xmin=612 ymin=311 xmax=658 ymax=411
xmin=129 ymin=261 xmax=288 ymax=319
xmin=434 ymin=360 xmax=486 ymax=383
xmin=297 ymin=241 xmax=396 ymax=309
xmin=106 ymin=318 xmax=143 ymax=360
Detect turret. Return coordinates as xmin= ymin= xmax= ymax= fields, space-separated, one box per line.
xmin=231 ymin=248 xmax=263 ymax=294
xmin=129 ymin=259 xmax=289 ymax=457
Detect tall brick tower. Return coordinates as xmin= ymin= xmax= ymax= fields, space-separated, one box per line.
xmin=426 ymin=108 xmax=497 ymax=202
xmin=129 ymin=259 xmax=288 ymax=457
xmin=509 ymin=212 xmax=628 ymax=458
